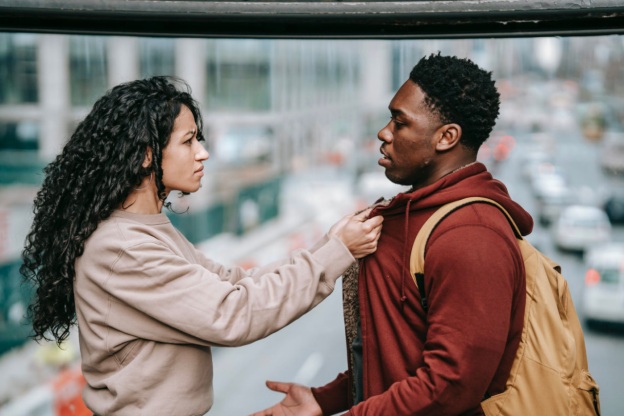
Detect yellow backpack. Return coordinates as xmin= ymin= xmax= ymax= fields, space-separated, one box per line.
xmin=409 ymin=197 xmax=601 ymax=416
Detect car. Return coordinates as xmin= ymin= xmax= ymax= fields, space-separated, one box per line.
xmin=603 ymin=190 xmax=624 ymax=224
xmin=530 ymin=168 xmax=566 ymax=200
xmin=536 ymin=184 xmax=575 ymax=226
xmin=552 ymin=205 xmax=612 ymax=253
xmin=582 ymin=243 xmax=624 ymax=328
xmin=599 ymin=132 xmax=624 ymax=175
xmin=520 ymin=150 xmax=553 ymax=181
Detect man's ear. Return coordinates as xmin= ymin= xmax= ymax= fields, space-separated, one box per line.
xmin=435 ymin=123 xmax=462 ymax=151
xmin=142 ymin=147 xmax=153 ymax=168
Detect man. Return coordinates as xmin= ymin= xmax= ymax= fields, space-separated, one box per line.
xmin=252 ymin=53 xmax=533 ymax=415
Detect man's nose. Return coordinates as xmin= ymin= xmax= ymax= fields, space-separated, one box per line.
xmin=378 ymin=124 xmax=392 ymax=143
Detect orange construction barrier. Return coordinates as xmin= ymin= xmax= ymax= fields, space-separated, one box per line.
xmin=51 ymin=366 xmax=91 ymax=416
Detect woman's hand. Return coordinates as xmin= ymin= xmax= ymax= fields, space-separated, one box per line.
xmin=329 ymin=208 xmax=383 ymax=259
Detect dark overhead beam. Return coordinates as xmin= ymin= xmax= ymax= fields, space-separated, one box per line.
xmin=0 ymin=0 xmax=623 ymax=38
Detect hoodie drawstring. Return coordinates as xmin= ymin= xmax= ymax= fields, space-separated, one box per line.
xmin=400 ymin=199 xmax=412 ymax=309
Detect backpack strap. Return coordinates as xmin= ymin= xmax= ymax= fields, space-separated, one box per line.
xmin=409 ymin=197 xmax=523 ymax=311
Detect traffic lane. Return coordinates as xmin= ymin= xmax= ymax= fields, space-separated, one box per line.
xmin=497 ymin=132 xmax=624 ymax=416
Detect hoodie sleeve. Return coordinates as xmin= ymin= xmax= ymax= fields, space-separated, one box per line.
xmin=344 ymin=216 xmax=524 ymax=415
xmin=311 ymin=371 xmax=350 ymax=414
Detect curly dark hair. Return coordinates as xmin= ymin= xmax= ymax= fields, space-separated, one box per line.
xmin=409 ymin=53 xmax=500 ymax=151
xmin=21 ymin=76 xmax=204 ymax=345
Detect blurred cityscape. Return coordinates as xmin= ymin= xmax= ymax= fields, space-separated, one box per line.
xmin=2 ymin=34 xmax=624 ymax=414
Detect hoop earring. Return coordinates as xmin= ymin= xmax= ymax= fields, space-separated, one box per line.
xmin=134 ymin=172 xmax=153 ymax=190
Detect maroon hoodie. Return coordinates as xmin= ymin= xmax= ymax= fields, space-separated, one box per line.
xmin=312 ymin=163 xmax=533 ymax=415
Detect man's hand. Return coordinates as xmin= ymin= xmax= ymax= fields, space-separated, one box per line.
xmin=329 ymin=208 xmax=383 ymax=259
xmin=249 ymin=380 xmax=322 ymax=416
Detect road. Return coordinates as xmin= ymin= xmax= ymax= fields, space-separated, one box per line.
xmin=208 ymin=130 xmax=624 ymax=415
xmin=496 ymin=129 xmax=624 ymax=416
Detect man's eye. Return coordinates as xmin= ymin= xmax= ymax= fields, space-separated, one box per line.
xmin=392 ymin=117 xmax=405 ymax=127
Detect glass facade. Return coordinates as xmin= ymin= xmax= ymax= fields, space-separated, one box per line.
xmin=0 ymin=33 xmax=38 ymax=104
xmin=0 ymin=121 xmax=38 ymax=151
xmin=69 ymin=36 xmax=108 ymax=107
xmin=139 ymin=38 xmax=175 ymax=78
xmin=205 ymin=39 xmax=272 ymax=111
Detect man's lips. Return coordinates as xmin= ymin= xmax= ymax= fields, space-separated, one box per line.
xmin=380 ymin=147 xmax=390 ymax=160
xmin=378 ymin=147 xmax=391 ymax=167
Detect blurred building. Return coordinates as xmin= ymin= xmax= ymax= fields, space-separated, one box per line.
xmin=0 ymin=33 xmax=545 ymax=355
xmin=2 ymin=33 xmax=616 ymax=356
xmin=0 ymin=34 xmax=402 ymax=357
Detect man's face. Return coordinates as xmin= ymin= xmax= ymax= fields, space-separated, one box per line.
xmin=377 ymin=80 xmax=444 ymax=187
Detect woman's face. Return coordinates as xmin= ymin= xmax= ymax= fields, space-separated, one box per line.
xmin=161 ymin=105 xmax=209 ymax=194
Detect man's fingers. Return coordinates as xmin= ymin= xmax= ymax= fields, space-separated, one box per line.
xmin=265 ymin=380 xmax=291 ymax=394
xmin=249 ymin=410 xmax=272 ymax=416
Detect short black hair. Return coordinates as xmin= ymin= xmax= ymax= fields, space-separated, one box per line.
xmin=409 ymin=53 xmax=500 ymax=151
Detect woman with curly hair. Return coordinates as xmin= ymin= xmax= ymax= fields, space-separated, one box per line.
xmin=21 ymin=76 xmax=383 ymax=415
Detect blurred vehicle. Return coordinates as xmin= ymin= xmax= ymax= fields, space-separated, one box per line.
xmin=603 ymin=190 xmax=624 ymax=224
xmin=530 ymin=167 xmax=566 ymax=200
xmin=519 ymin=149 xmax=553 ymax=181
xmin=536 ymin=184 xmax=575 ymax=226
xmin=582 ymin=243 xmax=624 ymax=328
xmin=599 ymin=133 xmax=624 ymax=174
xmin=552 ymin=205 xmax=611 ymax=252
xmin=579 ymin=102 xmax=608 ymax=142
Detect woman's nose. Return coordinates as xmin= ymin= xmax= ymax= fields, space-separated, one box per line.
xmin=195 ymin=145 xmax=209 ymax=161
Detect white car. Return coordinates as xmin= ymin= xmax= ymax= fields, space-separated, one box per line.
xmin=530 ymin=169 xmax=566 ymax=200
xmin=520 ymin=149 xmax=553 ymax=181
xmin=537 ymin=184 xmax=575 ymax=226
xmin=552 ymin=205 xmax=611 ymax=252
xmin=582 ymin=243 xmax=624 ymax=327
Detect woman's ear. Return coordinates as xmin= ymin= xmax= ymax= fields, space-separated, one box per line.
xmin=435 ymin=123 xmax=462 ymax=151
xmin=142 ymin=147 xmax=153 ymax=168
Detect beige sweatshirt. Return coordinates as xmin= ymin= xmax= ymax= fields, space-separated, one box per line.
xmin=74 ymin=210 xmax=354 ymax=416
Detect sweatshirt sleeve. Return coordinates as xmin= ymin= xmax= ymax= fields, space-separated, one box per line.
xmin=194 ymin=234 xmax=332 ymax=285
xmin=345 ymin=224 xmax=522 ymax=416
xmin=101 ymin=234 xmax=355 ymax=347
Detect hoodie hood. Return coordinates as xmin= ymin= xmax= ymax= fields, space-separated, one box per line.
xmin=373 ymin=162 xmax=533 ymax=236
xmin=367 ymin=161 xmax=533 ymax=313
